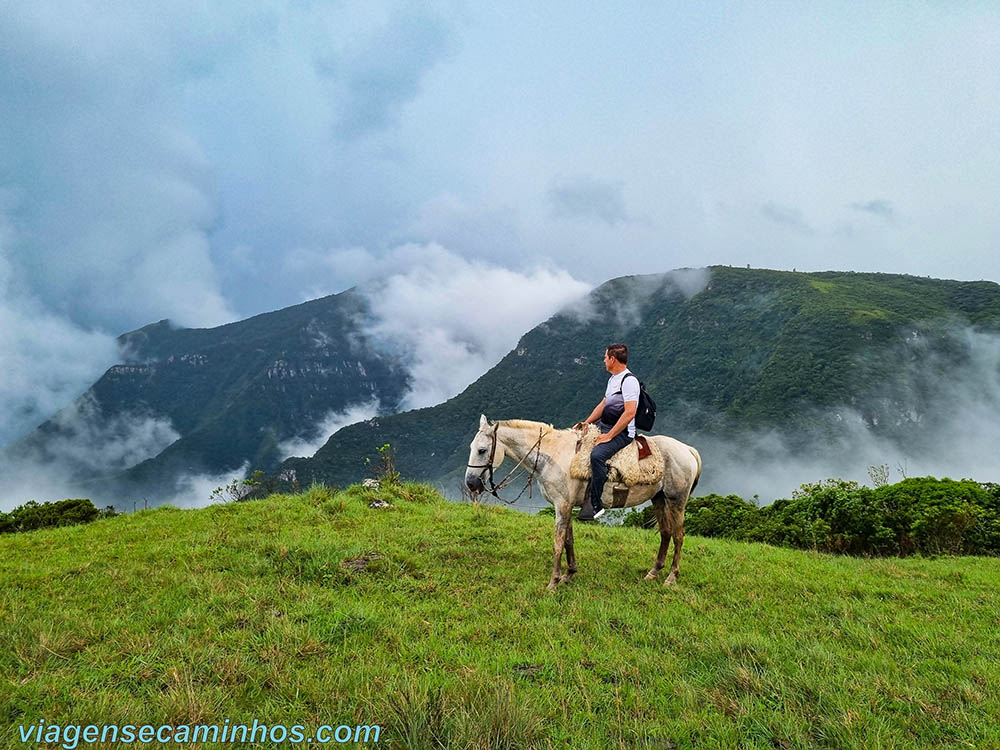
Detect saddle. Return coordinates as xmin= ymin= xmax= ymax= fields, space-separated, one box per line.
xmin=569 ymin=424 xmax=663 ymax=487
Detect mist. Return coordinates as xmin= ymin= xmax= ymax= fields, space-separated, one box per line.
xmin=696 ymin=326 xmax=1000 ymax=503
xmin=278 ymin=399 xmax=382 ymax=461
xmin=0 ymin=397 xmax=180 ymax=512
xmin=352 ymin=243 xmax=592 ymax=410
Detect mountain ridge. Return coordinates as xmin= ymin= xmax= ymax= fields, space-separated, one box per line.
xmin=7 ymin=265 xmax=1000 ymax=507
xmin=279 ymin=266 xmax=1000 ymax=496
xmin=6 ymin=287 xmax=412 ymax=505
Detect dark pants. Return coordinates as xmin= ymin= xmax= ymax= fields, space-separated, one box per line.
xmin=589 ymin=424 xmax=633 ymax=510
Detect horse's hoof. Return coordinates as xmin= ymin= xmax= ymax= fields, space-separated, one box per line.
xmin=644 ymin=571 xmax=658 ymax=581
xmin=560 ymin=573 xmax=575 ymax=584
xmin=664 ymin=575 xmax=677 ymax=587
xmin=546 ymin=582 xmax=558 ymax=594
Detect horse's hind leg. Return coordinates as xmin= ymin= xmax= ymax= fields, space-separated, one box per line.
xmin=548 ymin=508 xmax=571 ymax=593
xmin=664 ymin=503 xmax=686 ymax=587
xmin=561 ymin=520 xmax=578 ymax=584
xmin=644 ymin=492 xmax=671 ymax=581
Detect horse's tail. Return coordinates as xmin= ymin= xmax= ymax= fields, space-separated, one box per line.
xmin=688 ymin=446 xmax=702 ymax=494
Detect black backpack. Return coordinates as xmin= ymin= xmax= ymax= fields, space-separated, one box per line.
xmin=620 ymin=373 xmax=657 ymax=432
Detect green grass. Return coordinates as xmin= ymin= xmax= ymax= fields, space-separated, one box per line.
xmin=3 ymin=483 xmax=999 ymax=749
xmin=809 ymin=280 xmax=835 ymax=294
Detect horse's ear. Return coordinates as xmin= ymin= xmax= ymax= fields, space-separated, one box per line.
xmin=480 ymin=414 xmax=489 ymax=428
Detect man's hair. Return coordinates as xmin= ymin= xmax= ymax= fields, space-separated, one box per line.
xmin=606 ymin=344 xmax=628 ymax=364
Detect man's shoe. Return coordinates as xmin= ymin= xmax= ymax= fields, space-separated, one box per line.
xmin=593 ymin=507 xmax=606 ymax=520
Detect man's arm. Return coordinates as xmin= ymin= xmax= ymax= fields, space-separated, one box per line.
xmin=583 ymin=399 xmax=606 ymax=426
xmin=594 ymin=400 xmax=637 ymax=443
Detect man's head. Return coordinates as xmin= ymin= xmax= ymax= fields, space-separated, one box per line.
xmin=604 ymin=344 xmax=628 ymax=373
xmin=606 ymin=344 xmax=628 ymax=364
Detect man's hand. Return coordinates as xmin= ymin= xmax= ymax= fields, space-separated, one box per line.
xmin=593 ymin=432 xmax=613 ymax=445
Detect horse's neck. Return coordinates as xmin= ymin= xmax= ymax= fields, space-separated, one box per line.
xmin=496 ymin=423 xmax=575 ymax=504
xmin=498 ymin=423 xmax=572 ymax=468
xmin=497 ymin=423 xmax=546 ymax=459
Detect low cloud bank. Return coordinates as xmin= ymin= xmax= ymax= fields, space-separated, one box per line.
xmin=168 ymin=462 xmax=252 ymax=510
xmin=305 ymin=243 xmax=593 ymax=410
xmin=364 ymin=246 xmax=592 ymax=409
xmin=1 ymin=206 xmax=119 ymax=449
xmin=278 ymin=399 xmax=381 ymax=460
xmin=0 ymin=397 xmax=180 ymax=512
xmin=559 ymin=267 xmax=711 ymax=328
xmin=697 ymin=326 xmax=1000 ymax=502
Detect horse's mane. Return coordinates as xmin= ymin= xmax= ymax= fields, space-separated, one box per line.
xmin=498 ymin=418 xmax=554 ymax=431
xmin=498 ymin=419 xmax=575 ymax=438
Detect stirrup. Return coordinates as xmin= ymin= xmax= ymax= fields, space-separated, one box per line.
xmin=612 ymin=485 xmax=629 ymax=508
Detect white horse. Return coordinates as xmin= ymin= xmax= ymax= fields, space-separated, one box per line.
xmin=465 ymin=415 xmax=702 ymax=592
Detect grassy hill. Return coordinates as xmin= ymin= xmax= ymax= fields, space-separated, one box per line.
xmin=282 ymin=266 xmax=1000 ymax=491
xmin=3 ymin=484 xmax=999 ymax=748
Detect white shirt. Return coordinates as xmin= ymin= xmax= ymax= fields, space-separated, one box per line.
xmin=603 ymin=369 xmax=640 ymax=437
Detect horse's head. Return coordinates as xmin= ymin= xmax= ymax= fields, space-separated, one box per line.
xmin=465 ymin=414 xmax=505 ymax=494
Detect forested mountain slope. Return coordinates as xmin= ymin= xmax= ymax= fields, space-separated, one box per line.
xmin=281 ymin=267 xmax=1000 ymax=491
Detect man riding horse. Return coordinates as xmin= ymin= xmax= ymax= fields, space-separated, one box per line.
xmin=577 ymin=343 xmax=639 ymax=521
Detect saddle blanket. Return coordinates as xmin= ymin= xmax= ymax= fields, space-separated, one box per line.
xmin=569 ymin=424 xmax=663 ymax=485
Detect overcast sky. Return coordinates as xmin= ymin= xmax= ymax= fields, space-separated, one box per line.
xmin=2 ymin=0 xmax=999 ymax=447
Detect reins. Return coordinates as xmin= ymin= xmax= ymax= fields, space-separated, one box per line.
xmin=467 ymin=424 xmax=547 ymax=504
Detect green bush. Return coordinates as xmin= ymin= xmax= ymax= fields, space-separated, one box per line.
xmin=0 ymin=498 xmax=117 ymax=535
xmin=686 ymin=477 xmax=1000 ymax=557
xmin=686 ymin=494 xmax=759 ymax=538
xmin=622 ymin=505 xmax=657 ymax=528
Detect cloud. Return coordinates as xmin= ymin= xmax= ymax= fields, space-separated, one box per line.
xmin=0 ymin=395 xmax=180 ymax=512
xmin=169 ymin=462 xmax=251 ymax=510
xmin=851 ymin=199 xmax=896 ymax=221
xmin=282 ymin=242 xmax=592 ymax=408
xmin=668 ymin=267 xmax=712 ymax=299
xmin=760 ymin=202 xmax=813 ymax=234
xmin=567 ymin=267 xmax=712 ymax=330
xmin=548 ymin=176 xmax=629 ymax=226
xmin=697 ymin=326 xmax=1000 ymax=503
xmin=0 ymin=200 xmax=119 ymax=448
xmin=331 ymin=11 xmax=455 ymax=138
xmin=26 ymin=395 xmax=180 ymax=478
xmin=342 ymin=244 xmax=592 ymax=408
xmin=278 ymin=399 xmax=381 ymax=460
xmin=0 ymin=6 xmax=236 ymax=332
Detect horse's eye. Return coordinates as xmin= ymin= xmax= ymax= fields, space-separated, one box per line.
xmin=478 ymin=448 xmax=487 ymax=454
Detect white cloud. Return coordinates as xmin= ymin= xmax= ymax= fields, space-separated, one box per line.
xmin=278 ymin=399 xmax=381 ymax=460
xmin=698 ymin=327 xmax=1000 ymax=502
xmin=0 ymin=396 xmax=180 ymax=512
xmin=548 ymin=175 xmax=628 ymax=226
xmin=281 ymin=241 xmax=594 ymax=407
xmin=170 ymin=462 xmax=251 ymax=510
xmin=0 ymin=202 xmax=119 ymax=448
xmin=358 ymin=244 xmax=592 ymax=408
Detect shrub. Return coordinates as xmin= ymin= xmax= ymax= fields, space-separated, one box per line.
xmin=686 ymin=494 xmax=759 ymax=538
xmin=0 ymin=498 xmax=116 ymax=535
xmin=686 ymin=477 xmax=1000 ymax=557
xmin=366 ymin=443 xmax=400 ymax=486
xmin=622 ymin=505 xmax=657 ymax=528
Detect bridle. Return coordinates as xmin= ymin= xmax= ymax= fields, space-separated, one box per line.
xmin=466 ymin=423 xmax=546 ymax=504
